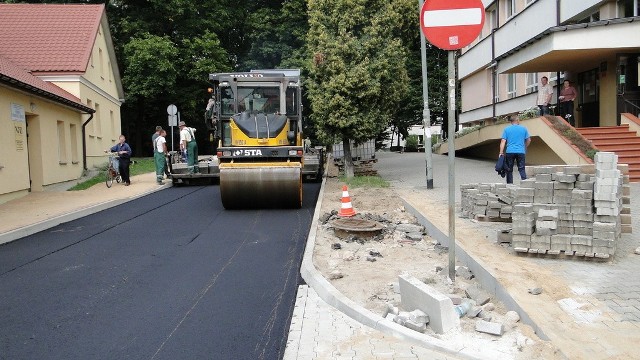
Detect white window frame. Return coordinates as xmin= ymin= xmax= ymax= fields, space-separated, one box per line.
xmin=506 ymin=0 xmax=516 ymax=19
xmin=526 ymin=73 xmax=538 ymax=94
xmin=507 ymin=74 xmax=516 ymax=99
xmin=617 ymin=0 xmax=639 ymax=17
xmin=487 ymin=5 xmax=498 ymax=30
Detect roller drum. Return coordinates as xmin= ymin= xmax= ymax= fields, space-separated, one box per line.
xmin=220 ymin=165 xmax=302 ymax=209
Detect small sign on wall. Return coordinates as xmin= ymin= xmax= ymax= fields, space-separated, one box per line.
xmin=11 ymin=103 xmax=25 ymax=122
xmin=11 ymin=103 xmax=26 ymax=151
xmin=15 ymin=123 xmax=25 ymax=151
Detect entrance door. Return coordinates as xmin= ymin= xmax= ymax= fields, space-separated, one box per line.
xmin=617 ymin=53 xmax=640 ymax=120
xmin=578 ymin=68 xmax=600 ymax=127
xmin=26 ymin=115 xmax=44 ymax=191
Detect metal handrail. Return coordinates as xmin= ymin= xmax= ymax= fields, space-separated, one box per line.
xmin=621 ymin=96 xmax=640 ymax=113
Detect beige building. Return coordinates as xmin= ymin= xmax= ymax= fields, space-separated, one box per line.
xmin=459 ymin=0 xmax=640 ymax=128
xmin=0 ymin=4 xmax=124 ymax=204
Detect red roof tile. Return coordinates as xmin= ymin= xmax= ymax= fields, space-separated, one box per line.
xmin=0 ymin=4 xmax=104 ymax=73
xmin=0 ymin=55 xmax=92 ymax=112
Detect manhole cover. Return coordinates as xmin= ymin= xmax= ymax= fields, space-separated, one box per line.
xmin=331 ymin=218 xmax=384 ymax=232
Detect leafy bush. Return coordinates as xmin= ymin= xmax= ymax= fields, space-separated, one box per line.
xmin=405 ymin=135 xmax=419 ymax=152
xmin=546 ymin=115 xmax=598 ymax=159
xmin=519 ymin=106 xmax=540 ymax=120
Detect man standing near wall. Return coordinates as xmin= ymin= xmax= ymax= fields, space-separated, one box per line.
xmin=536 ymin=76 xmax=553 ymax=115
xmin=499 ymin=115 xmax=531 ymax=184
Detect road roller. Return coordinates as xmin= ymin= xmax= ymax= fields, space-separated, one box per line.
xmin=206 ymin=69 xmax=322 ymax=209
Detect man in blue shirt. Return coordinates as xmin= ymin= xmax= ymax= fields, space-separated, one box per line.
xmin=499 ymin=115 xmax=531 ymax=184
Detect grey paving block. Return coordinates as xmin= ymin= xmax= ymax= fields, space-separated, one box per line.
xmin=593 ymin=222 xmax=618 ymax=231
xmin=571 ymin=206 xmax=594 ymax=215
xmin=538 ymin=209 xmax=558 ymax=220
xmin=570 ymin=235 xmax=593 ymax=245
xmin=576 ymin=181 xmax=595 ymax=190
xmin=564 ymin=166 xmax=582 ymax=175
xmin=595 ymin=169 xmax=621 ymax=179
xmin=475 ymin=320 xmax=504 ymax=336
xmin=571 ymin=189 xmax=593 ymax=200
xmin=534 ymin=182 xmax=554 ymax=190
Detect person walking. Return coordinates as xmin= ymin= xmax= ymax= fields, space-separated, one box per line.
xmin=154 ymin=129 xmax=168 ymax=184
xmin=536 ymin=76 xmax=553 ymax=115
xmin=559 ymin=80 xmax=577 ymax=126
xmin=179 ymin=121 xmax=199 ymax=174
xmin=499 ymin=115 xmax=531 ymax=184
xmin=106 ymin=135 xmax=132 ymax=186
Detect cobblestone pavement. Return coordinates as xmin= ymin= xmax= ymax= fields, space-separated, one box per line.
xmin=284 ymin=285 xmax=455 ymax=360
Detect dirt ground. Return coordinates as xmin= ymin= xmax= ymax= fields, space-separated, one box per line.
xmin=312 ymin=163 xmax=564 ymax=360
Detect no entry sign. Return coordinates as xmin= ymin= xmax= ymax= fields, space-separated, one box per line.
xmin=420 ymin=0 xmax=485 ymax=50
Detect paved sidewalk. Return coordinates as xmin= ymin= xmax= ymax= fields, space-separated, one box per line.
xmin=284 ymin=285 xmax=453 ymax=360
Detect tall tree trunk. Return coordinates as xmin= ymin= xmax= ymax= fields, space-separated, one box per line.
xmin=342 ymin=137 xmax=354 ymax=178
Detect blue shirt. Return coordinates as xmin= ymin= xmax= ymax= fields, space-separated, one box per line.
xmin=501 ymin=124 xmax=529 ymax=154
xmin=110 ymin=142 xmax=132 ymax=159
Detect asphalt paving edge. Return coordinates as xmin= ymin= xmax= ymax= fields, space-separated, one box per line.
xmin=298 ymin=176 xmax=490 ymax=360
xmin=400 ymin=197 xmax=552 ymax=344
xmin=0 ymin=183 xmax=171 ymax=246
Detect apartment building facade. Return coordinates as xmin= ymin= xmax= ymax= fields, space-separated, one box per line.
xmin=459 ymin=0 xmax=640 ymax=128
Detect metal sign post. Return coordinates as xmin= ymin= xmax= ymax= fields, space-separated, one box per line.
xmin=420 ymin=0 xmax=484 ymax=282
xmin=419 ymin=0 xmax=434 ymax=189
xmin=167 ymin=104 xmax=178 ymax=152
xmin=447 ymin=54 xmax=456 ymax=282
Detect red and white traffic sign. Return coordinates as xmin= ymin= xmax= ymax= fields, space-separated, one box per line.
xmin=420 ymin=0 xmax=485 ymax=51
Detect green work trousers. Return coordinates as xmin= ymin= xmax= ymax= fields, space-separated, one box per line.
xmin=187 ymin=141 xmax=199 ymax=173
xmin=154 ymin=151 xmax=166 ymax=181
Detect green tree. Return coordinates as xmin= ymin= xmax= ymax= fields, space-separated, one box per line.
xmin=307 ymin=0 xmax=409 ymax=177
xmin=107 ymin=0 xmax=232 ymax=154
xmin=388 ymin=0 xmax=448 ymax=144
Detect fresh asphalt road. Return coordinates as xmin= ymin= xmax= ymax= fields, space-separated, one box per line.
xmin=0 ymin=183 xmax=320 ymax=360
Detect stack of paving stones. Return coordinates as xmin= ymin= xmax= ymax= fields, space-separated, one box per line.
xmin=460 ymin=152 xmax=631 ymax=259
xmin=460 ymin=183 xmax=515 ymax=220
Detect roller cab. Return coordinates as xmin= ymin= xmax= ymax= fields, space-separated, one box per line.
xmin=209 ymin=70 xmax=308 ymax=209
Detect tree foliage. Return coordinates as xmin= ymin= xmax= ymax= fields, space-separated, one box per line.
xmin=306 ymin=0 xmax=409 ymax=146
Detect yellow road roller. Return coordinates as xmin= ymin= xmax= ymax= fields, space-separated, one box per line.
xmin=206 ymin=70 xmax=321 ymax=209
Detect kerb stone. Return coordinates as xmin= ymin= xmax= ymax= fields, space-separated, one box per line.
xmin=398 ymin=274 xmax=459 ymax=334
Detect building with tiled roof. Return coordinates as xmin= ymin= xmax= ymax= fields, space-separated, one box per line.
xmin=0 ymin=3 xmax=124 ymax=203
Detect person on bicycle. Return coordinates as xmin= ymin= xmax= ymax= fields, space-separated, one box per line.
xmin=107 ymin=135 xmax=132 ymax=186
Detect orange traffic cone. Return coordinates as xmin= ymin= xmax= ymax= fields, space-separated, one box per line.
xmin=338 ymin=185 xmax=357 ymax=217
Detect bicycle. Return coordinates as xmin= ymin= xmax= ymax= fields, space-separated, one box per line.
xmin=106 ymin=153 xmax=122 ymax=188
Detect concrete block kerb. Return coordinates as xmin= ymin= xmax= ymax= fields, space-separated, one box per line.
xmin=398 ymin=273 xmax=460 ymax=334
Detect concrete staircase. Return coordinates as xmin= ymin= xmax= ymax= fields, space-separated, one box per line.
xmin=576 ymin=124 xmax=640 ymax=182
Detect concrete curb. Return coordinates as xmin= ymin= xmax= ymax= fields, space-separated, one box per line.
xmin=0 ymin=183 xmax=171 ymax=246
xmin=299 ymin=177 xmax=489 ymax=360
xmin=401 ymin=198 xmax=551 ymax=342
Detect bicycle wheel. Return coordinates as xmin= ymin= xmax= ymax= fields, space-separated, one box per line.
xmin=106 ymin=168 xmax=114 ymax=188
